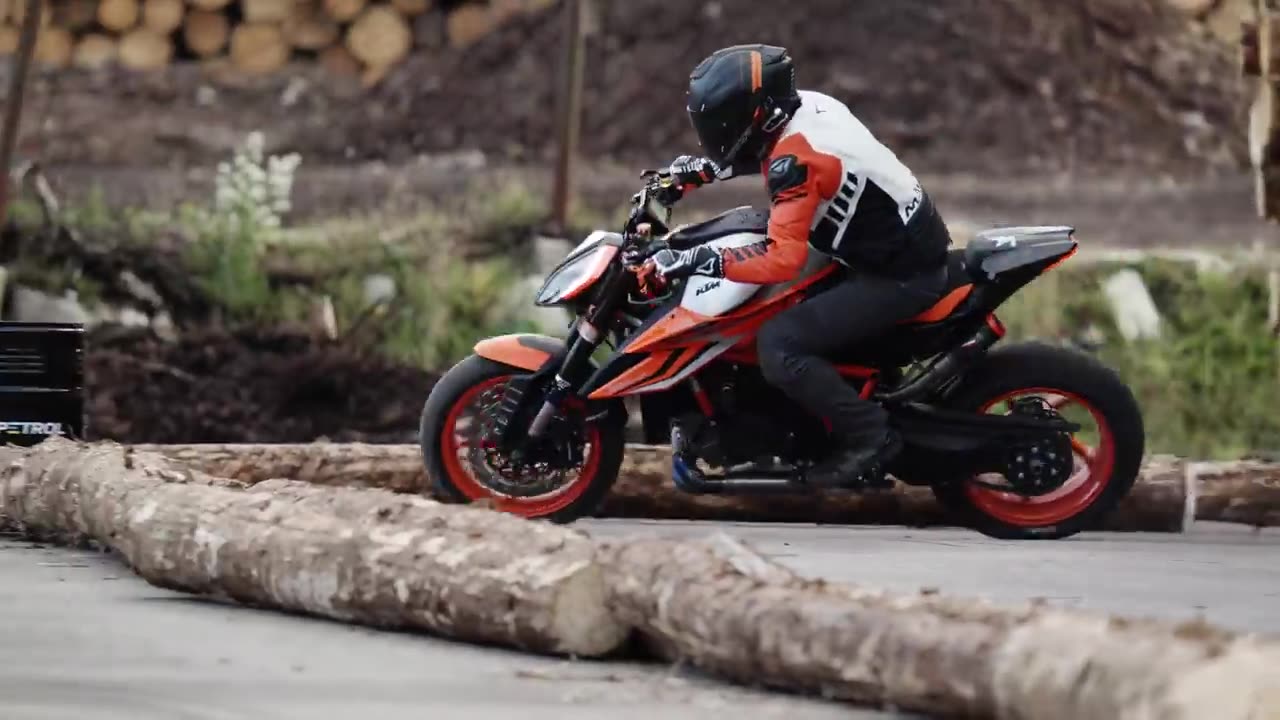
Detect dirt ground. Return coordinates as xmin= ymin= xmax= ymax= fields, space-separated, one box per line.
xmin=84 ymin=326 xmax=438 ymax=444
xmin=9 ymin=0 xmax=1246 ymax=178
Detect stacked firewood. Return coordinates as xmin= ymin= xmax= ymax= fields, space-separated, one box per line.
xmin=0 ymin=0 xmax=553 ymax=82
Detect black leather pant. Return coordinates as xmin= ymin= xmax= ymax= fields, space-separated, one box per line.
xmin=757 ymin=265 xmax=948 ymax=446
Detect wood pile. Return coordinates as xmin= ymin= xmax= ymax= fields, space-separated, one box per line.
xmin=0 ymin=0 xmax=555 ymax=82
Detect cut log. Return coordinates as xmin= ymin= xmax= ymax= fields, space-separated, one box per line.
xmin=117 ymin=27 xmax=173 ymax=70
xmin=282 ymin=1 xmax=339 ymax=50
xmin=318 ymin=43 xmax=359 ymax=77
xmin=322 ymin=0 xmax=364 ymax=23
xmin=1191 ymin=459 xmax=1280 ymax=527
xmin=182 ymin=8 xmax=229 ymax=57
xmin=345 ymin=5 xmax=410 ymax=70
xmin=131 ymin=443 xmax=1270 ymax=532
xmin=242 ymin=0 xmax=291 ymax=23
xmin=187 ymin=0 xmax=230 ymax=10
xmin=53 ymin=0 xmax=99 ymax=30
xmin=0 ymin=438 xmax=629 ymax=657
xmin=491 ymin=0 xmax=550 ymax=22
xmin=445 ymin=3 xmax=496 ymax=49
xmin=141 ymin=0 xmax=184 ymax=34
xmin=602 ymin=533 xmax=1280 ymax=719
xmin=389 ymin=0 xmax=428 ymax=16
xmin=0 ymin=24 xmax=16 ymax=54
xmin=72 ymin=33 xmax=118 ymax=69
xmin=97 ymin=0 xmax=140 ymax=32
xmin=6 ymin=0 xmax=51 ymax=27
xmin=33 ymin=26 xmax=73 ymax=67
xmin=229 ymin=22 xmax=289 ymax=74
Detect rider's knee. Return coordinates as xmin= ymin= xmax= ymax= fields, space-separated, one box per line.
xmin=756 ymin=321 xmax=792 ymax=386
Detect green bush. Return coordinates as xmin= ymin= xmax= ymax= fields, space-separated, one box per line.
xmin=997 ymin=258 xmax=1280 ymax=459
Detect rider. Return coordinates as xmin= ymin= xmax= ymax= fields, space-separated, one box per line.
xmin=645 ymin=44 xmax=953 ymax=488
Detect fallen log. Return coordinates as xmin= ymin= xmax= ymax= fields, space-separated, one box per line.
xmin=602 ymin=533 xmax=1280 ymax=719
xmin=0 ymin=438 xmax=628 ymax=657
xmin=1192 ymin=459 xmax=1280 ymax=527
xmin=131 ymin=443 xmax=1233 ymax=532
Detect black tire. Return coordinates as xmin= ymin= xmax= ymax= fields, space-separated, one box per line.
xmin=418 ymin=354 xmax=626 ymax=524
xmin=930 ymin=341 xmax=1145 ymax=540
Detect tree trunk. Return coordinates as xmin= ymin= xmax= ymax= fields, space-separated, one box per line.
xmin=601 ymin=534 xmax=1280 ymax=719
xmin=182 ymin=8 xmax=229 ymax=58
xmin=141 ymin=0 xmax=184 ymax=34
xmin=117 ymin=27 xmax=172 ymax=70
xmin=0 ymin=438 xmax=628 ymax=657
xmin=97 ymin=0 xmax=140 ymax=32
xmin=130 ymin=444 xmax=1276 ymax=531
xmin=229 ymin=22 xmax=289 ymax=74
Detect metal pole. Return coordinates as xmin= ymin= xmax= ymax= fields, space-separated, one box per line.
xmin=549 ymin=0 xmax=586 ymax=237
xmin=0 ymin=0 xmax=43 ymax=224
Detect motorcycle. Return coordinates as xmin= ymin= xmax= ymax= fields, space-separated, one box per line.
xmin=418 ymin=169 xmax=1145 ymax=540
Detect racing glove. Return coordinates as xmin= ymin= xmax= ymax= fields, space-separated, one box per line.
xmin=649 ymin=245 xmax=724 ymax=280
xmin=669 ymin=154 xmax=718 ymax=189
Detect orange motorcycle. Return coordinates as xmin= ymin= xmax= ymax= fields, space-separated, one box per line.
xmin=419 ymin=171 xmax=1145 ymax=539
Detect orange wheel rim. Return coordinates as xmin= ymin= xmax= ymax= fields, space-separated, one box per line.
xmin=438 ymin=375 xmax=602 ymax=518
xmin=965 ymin=387 xmax=1116 ymax=528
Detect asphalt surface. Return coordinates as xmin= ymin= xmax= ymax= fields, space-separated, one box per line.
xmin=3 ymin=521 xmax=1278 ymax=720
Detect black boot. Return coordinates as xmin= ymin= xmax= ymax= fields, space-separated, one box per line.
xmin=805 ymin=429 xmax=903 ymax=489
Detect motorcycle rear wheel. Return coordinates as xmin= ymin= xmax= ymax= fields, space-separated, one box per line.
xmin=930 ymin=341 xmax=1146 ymax=540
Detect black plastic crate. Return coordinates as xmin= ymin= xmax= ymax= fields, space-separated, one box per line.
xmin=0 ymin=321 xmax=85 ymax=447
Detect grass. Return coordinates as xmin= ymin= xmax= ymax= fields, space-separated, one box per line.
xmin=994 ymin=257 xmax=1280 ymax=459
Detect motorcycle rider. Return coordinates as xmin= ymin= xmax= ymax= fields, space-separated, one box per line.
xmin=644 ymin=44 xmax=953 ymax=488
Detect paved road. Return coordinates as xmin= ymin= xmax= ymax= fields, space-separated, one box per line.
xmin=3 ymin=521 xmax=1278 ymax=720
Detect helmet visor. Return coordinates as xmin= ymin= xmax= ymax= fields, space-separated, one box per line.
xmin=687 ymin=90 xmax=755 ymax=168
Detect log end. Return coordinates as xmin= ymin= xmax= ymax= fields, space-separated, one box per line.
xmin=549 ymin=560 xmax=632 ymax=657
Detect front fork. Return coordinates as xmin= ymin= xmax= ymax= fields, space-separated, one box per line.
xmin=498 ymin=264 xmax=630 ymax=448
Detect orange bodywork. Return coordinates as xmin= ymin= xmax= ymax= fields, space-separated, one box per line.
xmin=904 ymin=283 xmax=974 ymax=324
xmin=625 ymin=264 xmax=839 ymax=356
xmin=474 ymin=334 xmax=553 ymax=371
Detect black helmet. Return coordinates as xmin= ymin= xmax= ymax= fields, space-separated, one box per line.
xmin=686 ymin=44 xmax=801 ymax=170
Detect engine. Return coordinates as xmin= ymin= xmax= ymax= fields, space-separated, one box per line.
xmin=670 ymin=363 xmax=828 ymax=471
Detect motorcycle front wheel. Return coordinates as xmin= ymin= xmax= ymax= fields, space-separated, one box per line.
xmin=418 ymin=354 xmax=625 ymax=523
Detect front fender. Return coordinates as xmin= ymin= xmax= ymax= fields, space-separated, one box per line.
xmin=472 ymin=333 xmax=629 ymax=428
xmin=474 ymin=333 xmax=566 ymax=372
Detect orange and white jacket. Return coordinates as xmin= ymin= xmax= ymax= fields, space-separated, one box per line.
xmin=718 ymin=90 xmax=951 ymax=284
